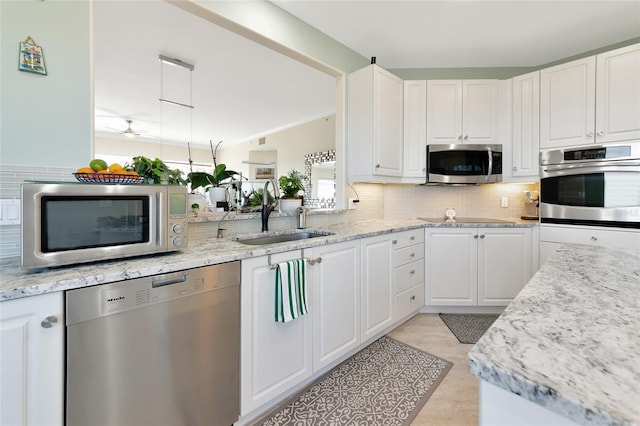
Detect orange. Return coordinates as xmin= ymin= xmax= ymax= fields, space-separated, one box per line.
xmin=76 ymin=167 xmax=94 ymax=173
xmin=97 ymin=170 xmax=112 ymax=174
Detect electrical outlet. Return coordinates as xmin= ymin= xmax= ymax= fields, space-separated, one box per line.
xmin=501 ymin=196 xmax=508 ymax=208
xmin=348 ymin=198 xmax=357 ymax=210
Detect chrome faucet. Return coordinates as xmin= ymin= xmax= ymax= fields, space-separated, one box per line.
xmin=261 ymin=179 xmax=280 ymax=232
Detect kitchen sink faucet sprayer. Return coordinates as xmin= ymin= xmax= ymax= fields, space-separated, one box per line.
xmin=261 ymin=179 xmax=280 ymax=232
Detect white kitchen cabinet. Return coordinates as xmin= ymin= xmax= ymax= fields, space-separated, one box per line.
xmin=361 ymin=234 xmax=394 ymax=341
xmin=348 ymin=64 xmax=404 ymax=182
xmin=426 ymin=80 xmax=499 ymax=145
xmin=403 ymin=80 xmax=427 ymax=181
xmin=511 ymin=71 xmax=540 ymax=177
xmin=392 ymin=229 xmax=425 ymax=321
xmin=540 ymin=43 xmax=640 ymax=149
xmin=240 ymin=250 xmax=312 ymax=416
xmin=0 ymin=292 xmax=64 ymax=426
xmin=425 ymin=227 xmax=533 ymax=306
xmin=307 ymin=240 xmax=361 ymax=371
xmin=539 ymin=224 xmax=640 ymax=265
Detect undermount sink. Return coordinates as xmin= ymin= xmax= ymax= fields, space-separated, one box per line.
xmin=234 ymin=230 xmax=334 ymax=245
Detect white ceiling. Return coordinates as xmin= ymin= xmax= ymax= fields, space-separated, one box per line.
xmin=94 ymin=1 xmax=640 ymax=148
xmin=274 ymin=0 xmax=640 ymax=69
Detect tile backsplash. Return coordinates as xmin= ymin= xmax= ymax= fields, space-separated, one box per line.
xmin=0 ymin=167 xmax=537 ymax=260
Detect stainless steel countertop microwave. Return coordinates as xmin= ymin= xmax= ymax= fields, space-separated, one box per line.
xmin=21 ymin=183 xmax=188 ymax=268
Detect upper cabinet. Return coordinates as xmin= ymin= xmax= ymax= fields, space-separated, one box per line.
xmin=348 ymin=64 xmax=404 ymax=182
xmin=426 ymin=80 xmax=499 ymax=145
xmin=540 ymin=43 xmax=640 ymax=149
xmin=403 ymin=80 xmax=427 ymax=181
xmin=511 ymin=71 xmax=540 ymax=177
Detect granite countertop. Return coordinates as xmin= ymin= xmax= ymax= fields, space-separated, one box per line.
xmin=0 ymin=217 xmax=536 ymax=301
xmin=468 ymin=243 xmax=640 ymax=426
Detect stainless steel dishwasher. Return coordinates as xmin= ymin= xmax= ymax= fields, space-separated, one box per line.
xmin=66 ymin=262 xmax=240 ymax=426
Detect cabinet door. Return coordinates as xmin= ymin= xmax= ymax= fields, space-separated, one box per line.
xmin=595 ymin=43 xmax=640 ymax=143
xmin=511 ymin=72 xmax=540 ymax=177
xmin=240 ymin=251 xmax=312 ymax=416
xmin=427 ymin=80 xmax=463 ymax=144
xmin=1 ymin=292 xmax=64 ymax=426
xmin=374 ymin=66 xmax=404 ymax=176
xmin=403 ymin=80 xmax=427 ymax=179
xmin=425 ymin=228 xmax=478 ymax=306
xmin=463 ymin=80 xmax=499 ymax=144
xmin=309 ymin=240 xmax=361 ymax=371
xmin=361 ymin=234 xmax=394 ymax=341
xmin=540 ymin=57 xmax=596 ymax=148
xmin=477 ymin=228 xmax=532 ymax=306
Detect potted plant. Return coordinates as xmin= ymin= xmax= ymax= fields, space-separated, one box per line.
xmin=188 ymin=163 xmax=239 ymax=207
xmin=126 ymin=156 xmax=186 ymax=185
xmin=278 ymin=169 xmax=305 ymax=213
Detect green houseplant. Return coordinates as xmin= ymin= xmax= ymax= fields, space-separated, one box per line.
xmin=278 ymin=169 xmax=305 ymax=213
xmin=187 ymin=163 xmax=239 ymax=192
xmin=126 ymin=156 xmax=186 ymax=185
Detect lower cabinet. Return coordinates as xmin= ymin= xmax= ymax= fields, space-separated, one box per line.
xmin=392 ymin=229 xmax=425 ymax=321
xmin=240 ymin=250 xmax=312 ymax=416
xmin=0 ymin=292 xmax=64 ymax=426
xmin=308 ymin=240 xmax=361 ymax=371
xmin=425 ymin=227 xmax=533 ymax=306
xmin=360 ymin=234 xmax=394 ymax=341
xmin=240 ymin=241 xmax=361 ymax=417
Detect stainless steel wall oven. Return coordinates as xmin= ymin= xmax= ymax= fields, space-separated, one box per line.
xmin=540 ymin=142 xmax=640 ymax=229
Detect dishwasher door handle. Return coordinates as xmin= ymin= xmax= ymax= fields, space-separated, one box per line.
xmin=152 ymin=274 xmax=188 ymax=288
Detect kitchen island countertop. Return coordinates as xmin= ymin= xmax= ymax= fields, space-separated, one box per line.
xmin=469 ymin=243 xmax=640 ymax=426
xmin=0 ymin=218 xmax=535 ymax=301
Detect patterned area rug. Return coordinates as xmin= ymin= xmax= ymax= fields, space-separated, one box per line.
xmin=259 ymin=336 xmax=452 ymax=426
xmin=439 ymin=313 xmax=500 ymax=344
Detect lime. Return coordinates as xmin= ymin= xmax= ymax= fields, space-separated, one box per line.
xmin=89 ymin=159 xmax=108 ymax=172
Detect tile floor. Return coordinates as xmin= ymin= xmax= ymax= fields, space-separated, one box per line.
xmin=388 ymin=313 xmax=479 ymax=426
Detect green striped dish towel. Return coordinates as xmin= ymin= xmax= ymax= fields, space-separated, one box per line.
xmin=275 ymin=259 xmax=308 ymax=322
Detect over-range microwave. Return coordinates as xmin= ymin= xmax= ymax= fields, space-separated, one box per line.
xmin=21 ymin=183 xmax=188 ymax=268
xmin=426 ymin=144 xmax=502 ymax=184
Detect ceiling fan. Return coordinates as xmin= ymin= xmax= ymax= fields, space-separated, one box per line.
xmin=118 ymin=119 xmax=140 ymax=138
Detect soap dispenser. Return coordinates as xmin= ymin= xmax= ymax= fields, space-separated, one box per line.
xmin=296 ymin=206 xmax=306 ymax=229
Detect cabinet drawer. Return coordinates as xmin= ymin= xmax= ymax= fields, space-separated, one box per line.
xmin=393 ymin=243 xmax=424 ymax=267
xmin=540 ymin=225 xmax=640 ymax=249
xmin=391 ymin=229 xmax=424 ymax=249
xmin=395 ymin=284 xmax=424 ymax=321
xmin=394 ymin=258 xmax=424 ymax=294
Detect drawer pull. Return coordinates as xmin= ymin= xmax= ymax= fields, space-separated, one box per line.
xmin=590 ymin=236 xmax=598 ymax=241
xmin=41 ymin=316 xmax=57 ymax=329
xmin=392 ymin=240 xmax=397 ymax=245
xmin=409 ymin=270 xmax=415 ymax=275
xmin=410 ymin=236 xmax=415 ymax=241
xmin=410 ymin=253 xmax=415 ymax=258
xmin=410 ymin=295 xmax=416 ymax=300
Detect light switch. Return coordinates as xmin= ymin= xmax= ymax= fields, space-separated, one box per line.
xmin=0 ymin=199 xmax=21 ymax=225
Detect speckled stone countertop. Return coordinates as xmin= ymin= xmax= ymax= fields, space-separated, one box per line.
xmin=469 ymin=243 xmax=640 ymax=426
xmin=0 ymin=218 xmax=535 ymax=301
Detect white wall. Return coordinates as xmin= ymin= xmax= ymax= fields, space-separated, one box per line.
xmin=219 ymin=115 xmax=335 ymax=180
xmin=0 ymin=0 xmax=91 ymax=167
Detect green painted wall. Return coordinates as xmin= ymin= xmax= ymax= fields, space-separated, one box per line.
xmin=0 ymin=0 xmax=92 ymax=167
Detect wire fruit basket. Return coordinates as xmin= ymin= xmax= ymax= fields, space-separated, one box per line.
xmin=73 ymin=172 xmax=144 ymax=184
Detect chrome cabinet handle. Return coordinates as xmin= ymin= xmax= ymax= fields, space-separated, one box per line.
xmin=392 ymin=240 xmax=397 ymax=245
xmin=409 ymin=270 xmax=415 ymax=275
xmin=375 ymin=164 xmax=380 ymax=168
xmin=41 ymin=316 xmax=57 ymax=329
xmin=474 ymin=235 xmax=479 ymax=239
xmin=586 ymin=131 xmax=594 ymax=137
xmin=464 ymin=135 xmax=469 ymax=140
xmin=410 ymin=236 xmax=415 ymax=240
xmin=410 ymin=253 xmax=415 ymax=258
xmin=590 ymin=236 xmax=598 ymax=241
xmin=596 ymin=131 xmax=604 ymax=136
xmin=513 ymin=166 xmax=518 ymax=171
xmin=458 ymin=135 xmax=463 ymax=140
xmin=480 ymin=234 xmax=485 ymax=239
xmin=309 ymin=257 xmax=323 ymax=265
xmin=410 ymin=295 xmax=416 ymax=300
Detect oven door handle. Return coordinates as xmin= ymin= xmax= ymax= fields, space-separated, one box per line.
xmin=542 ymin=163 xmax=640 ymax=177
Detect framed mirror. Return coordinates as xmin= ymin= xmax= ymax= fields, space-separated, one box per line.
xmin=304 ymin=150 xmax=336 ymax=209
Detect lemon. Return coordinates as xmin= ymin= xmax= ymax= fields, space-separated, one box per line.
xmin=109 ymin=163 xmax=124 ymax=173
xmin=89 ymin=159 xmax=108 ymax=172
